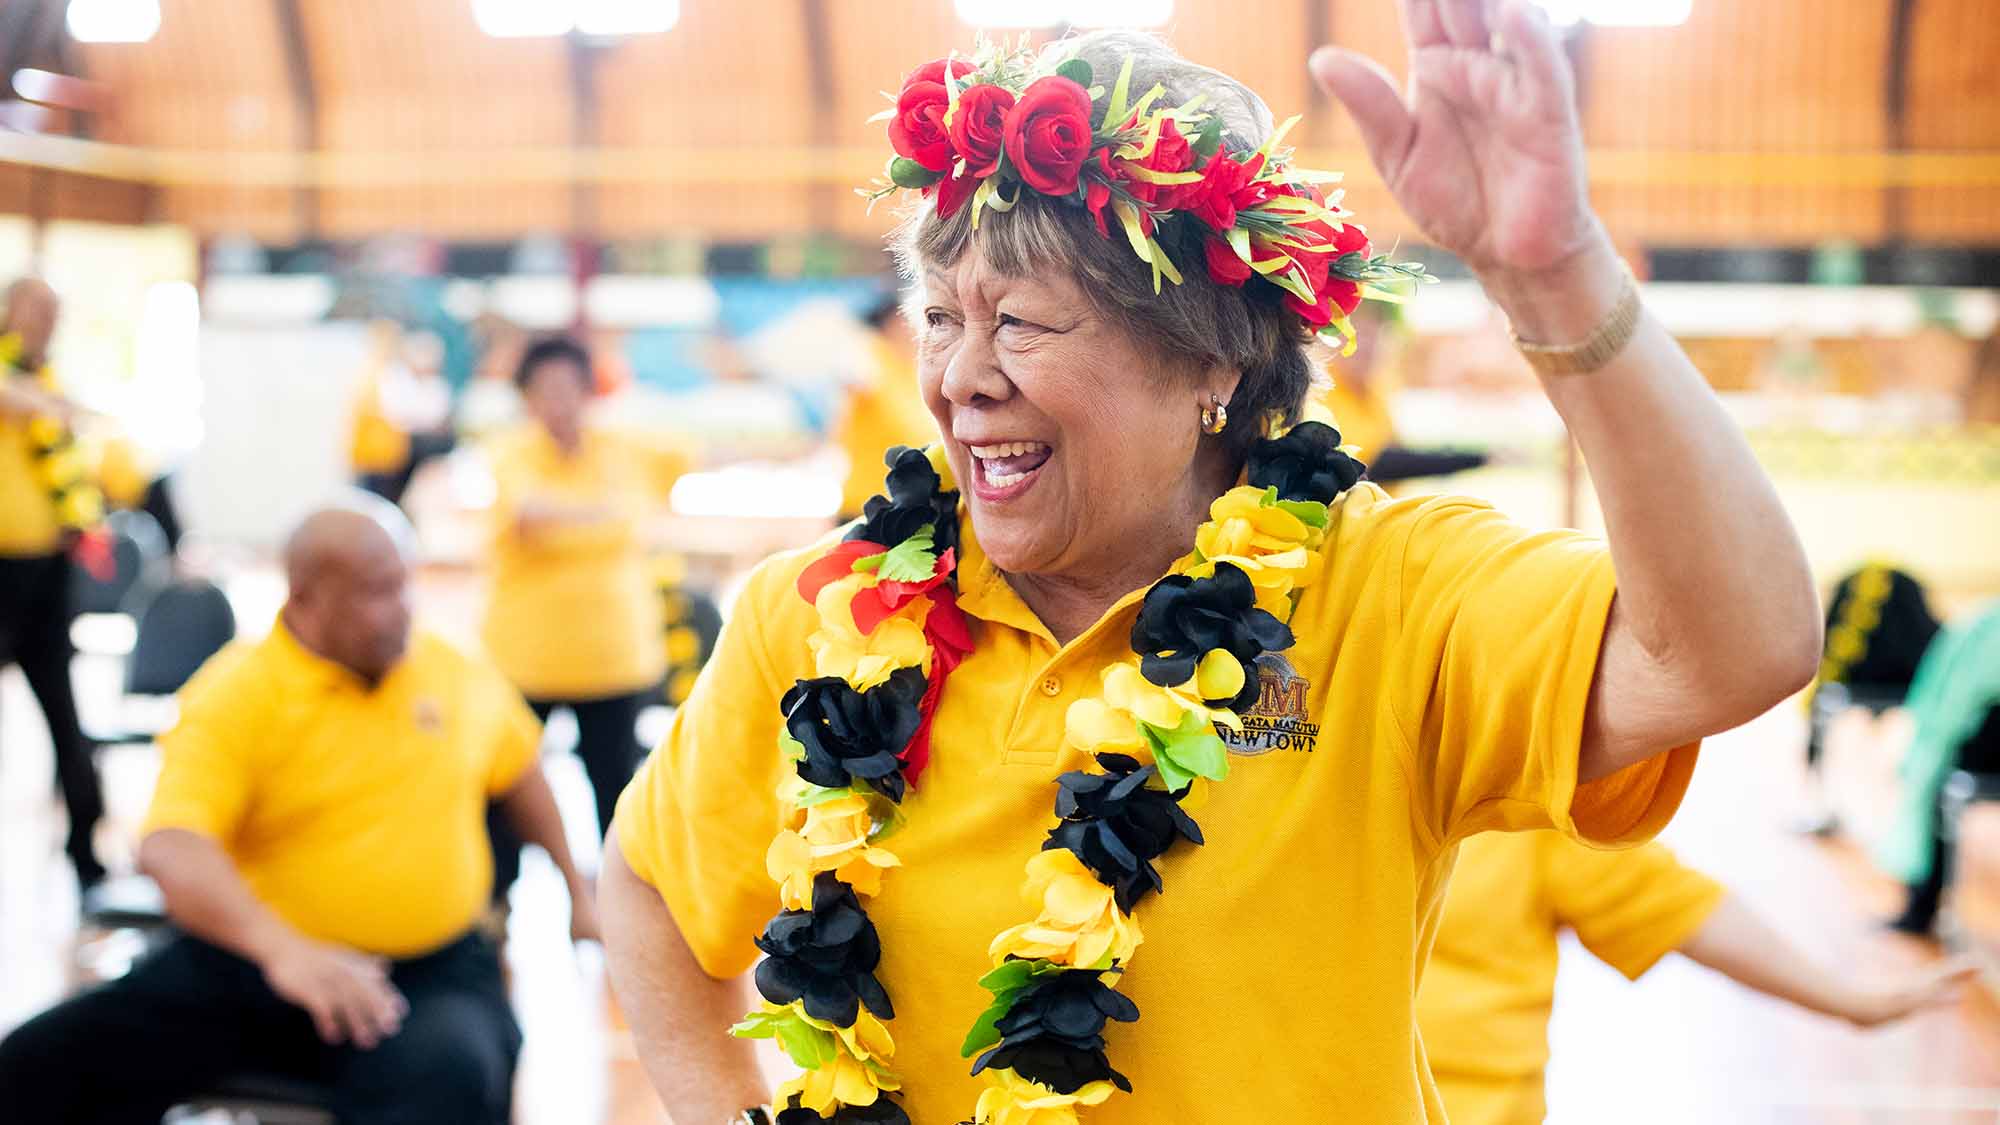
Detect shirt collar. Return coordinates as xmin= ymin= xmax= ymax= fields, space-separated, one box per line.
xmin=949 ymin=501 xmax=1151 ymax=651
xmin=264 ymin=616 xmax=392 ymax=696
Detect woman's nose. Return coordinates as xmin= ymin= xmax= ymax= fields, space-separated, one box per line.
xmin=938 ymin=328 xmax=1012 ymax=407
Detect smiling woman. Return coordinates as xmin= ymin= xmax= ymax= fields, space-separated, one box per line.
xmin=600 ymin=8 xmax=1821 ymax=1125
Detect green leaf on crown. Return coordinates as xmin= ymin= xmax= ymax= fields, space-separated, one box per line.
xmin=1140 ymin=710 xmax=1231 ymax=792
xmin=1191 ymin=114 xmax=1224 ymax=159
xmin=890 ymin=157 xmax=944 ymax=190
xmin=1055 ymin=57 xmax=1093 ymax=88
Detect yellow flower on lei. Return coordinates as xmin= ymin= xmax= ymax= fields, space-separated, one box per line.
xmin=808 ymin=572 xmax=932 ymax=691
xmin=988 ymin=848 xmax=1143 ymax=969
xmin=1185 ymin=485 xmax=1323 ymax=617
xmin=974 ymin=1070 xmax=1117 ymax=1125
xmin=766 ymin=793 xmax=902 ymax=910
xmin=1064 ymin=661 xmax=1242 ymax=762
xmin=773 ymin=1047 xmax=900 ymax=1116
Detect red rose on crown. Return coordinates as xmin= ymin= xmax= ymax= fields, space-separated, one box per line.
xmin=889 ymin=58 xmax=974 ymax=173
xmin=1189 ymin=150 xmax=1272 ymax=232
xmin=1003 ymin=76 xmax=1094 ymax=196
xmin=949 ymin=83 xmax=1016 ymax=179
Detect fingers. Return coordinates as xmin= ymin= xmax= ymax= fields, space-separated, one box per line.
xmin=1497 ymin=0 xmax=1576 ymax=118
xmin=1924 ymin=957 xmax=1983 ymax=997
xmin=1434 ymin=0 xmax=1493 ymax=49
xmin=336 ymin=973 xmax=407 ymax=1050
xmin=1403 ymin=0 xmax=1449 ymax=48
xmin=1308 ymin=48 xmax=1417 ymax=186
xmin=300 ymin=994 xmax=341 ymax=1045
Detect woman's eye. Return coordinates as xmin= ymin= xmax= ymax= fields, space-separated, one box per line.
xmin=924 ymin=309 xmax=954 ymax=327
xmin=998 ymin=314 xmax=1035 ymax=330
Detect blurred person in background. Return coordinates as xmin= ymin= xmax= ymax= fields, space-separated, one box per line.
xmin=1797 ymin=565 xmax=1940 ymax=834
xmin=481 ymin=335 xmax=687 ymax=908
xmin=834 ymin=290 xmax=938 ymax=521
xmin=352 ymin=323 xmax=458 ymax=509
xmin=1877 ymin=599 xmax=2000 ymax=935
xmin=1324 ymin=299 xmax=1490 ymax=485
xmin=0 ymin=501 xmax=597 ymax=1124
xmin=0 ymin=276 xmax=108 ymax=889
xmin=1419 ymin=831 xmax=1974 ymax=1125
xmin=1965 ymin=329 xmax=2000 ymax=426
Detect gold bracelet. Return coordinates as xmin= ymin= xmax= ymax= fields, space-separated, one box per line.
xmin=1509 ymin=261 xmax=1642 ymax=377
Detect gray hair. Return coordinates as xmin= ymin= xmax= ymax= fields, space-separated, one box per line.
xmin=891 ymin=31 xmax=1316 ymax=456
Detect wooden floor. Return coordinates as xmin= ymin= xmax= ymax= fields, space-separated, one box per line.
xmin=3 ymin=578 xmax=1997 ymax=1124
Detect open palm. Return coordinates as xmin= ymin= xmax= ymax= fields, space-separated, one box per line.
xmin=1311 ymin=0 xmax=1601 ymax=277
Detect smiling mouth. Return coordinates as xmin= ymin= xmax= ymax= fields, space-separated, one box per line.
xmin=968 ymin=441 xmax=1053 ymax=491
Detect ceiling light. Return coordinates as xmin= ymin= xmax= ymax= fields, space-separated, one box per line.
xmin=66 ymin=0 xmax=160 ymax=44
xmin=471 ymin=0 xmax=573 ymax=37
xmin=575 ymin=0 xmax=680 ymax=36
xmin=1533 ymin=0 xmax=1692 ymax=27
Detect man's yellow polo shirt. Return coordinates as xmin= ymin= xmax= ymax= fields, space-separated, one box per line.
xmin=614 ymin=483 xmax=1701 ymax=1122
xmin=481 ymin=423 xmax=687 ymax=700
xmin=1417 ymin=832 xmax=1727 ymax=1125
xmin=144 ymin=622 xmax=541 ymax=958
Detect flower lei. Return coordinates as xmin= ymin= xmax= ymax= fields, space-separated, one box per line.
xmin=0 ymin=332 xmax=103 ymax=537
xmin=865 ymin=39 xmax=1427 ymax=353
xmin=731 ymin=417 xmax=1367 ymax=1124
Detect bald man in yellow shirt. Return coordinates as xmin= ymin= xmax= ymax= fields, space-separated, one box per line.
xmin=0 ymin=504 xmax=597 ymax=1124
xmin=1417 ymin=832 xmax=1974 ymax=1125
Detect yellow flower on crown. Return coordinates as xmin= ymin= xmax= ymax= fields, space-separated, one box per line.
xmin=1064 ymin=661 xmax=1241 ymax=762
xmin=774 ymin=1046 xmax=899 ymax=1116
xmin=766 ymin=793 xmax=901 ymax=910
xmin=988 ymin=848 xmax=1143 ymax=969
xmin=808 ymin=573 xmax=932 ymax=691
xmin=974 ymin=1069 xmax=1117 ymax=1125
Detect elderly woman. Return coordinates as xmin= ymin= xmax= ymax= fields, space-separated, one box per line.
xmin=601 ymin=8 xmax=1819 ymax=1125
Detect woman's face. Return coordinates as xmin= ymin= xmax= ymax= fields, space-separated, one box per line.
xmin=916 ymin=248 xmax=1232 ymax=582
xmin=523 ymin=359 xmax=589 ymax=445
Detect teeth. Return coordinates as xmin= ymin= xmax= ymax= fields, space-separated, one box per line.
xmin=968 ymin=441 xmax=1048 ymax=459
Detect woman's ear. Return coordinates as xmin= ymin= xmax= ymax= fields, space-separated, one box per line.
xmin=1204 ymin=364 xmax=1244 ymax=407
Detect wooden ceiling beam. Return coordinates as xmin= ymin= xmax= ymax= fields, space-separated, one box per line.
xmin=273 ymin=0 xmax=321 ymax=237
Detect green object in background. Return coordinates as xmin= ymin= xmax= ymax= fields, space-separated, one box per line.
xmin=1809 ymin=239 xmax=1865 ymax=286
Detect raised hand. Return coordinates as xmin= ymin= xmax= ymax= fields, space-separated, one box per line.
xmin=1311 ymin=0 xmax=1604 ymax=278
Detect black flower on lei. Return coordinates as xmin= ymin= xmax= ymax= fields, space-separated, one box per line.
xmin=776 ymin=1098 xmax=911 ymax=1125
xmin=1245 ymin=420 xmax=1365 ymax=504
xmin=1045 ymin=754 xmax=1203 ymax=912
xmin=754 ymin=872 xmax=894 ymax=1026
xmin=782 ymin=668 xmax=926 ymax=803
xmin=969 ymin=969 xmax=1139 ymax=1095
xmin=1129 ymin=562 xmax=1292 ymax=710
xmin=846 ymin=445 xmax=960 ymax=563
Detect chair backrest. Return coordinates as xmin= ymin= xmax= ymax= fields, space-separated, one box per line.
xmin=69 ymin=509 xmax=171 ymax=617
xmin=124 ymin=579 xmax=237 ymax=697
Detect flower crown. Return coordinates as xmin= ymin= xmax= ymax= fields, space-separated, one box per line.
xmin=868 ymin=38 xmax=1427 ymax=352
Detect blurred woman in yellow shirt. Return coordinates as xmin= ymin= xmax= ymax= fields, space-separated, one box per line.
xmin=1417 ymin=832 xmax=1972 ymax=1125
xmin=480 ymin=336 xmax=685 ymax=899
xmin=834 ymin=294 xmax=937 ymax=520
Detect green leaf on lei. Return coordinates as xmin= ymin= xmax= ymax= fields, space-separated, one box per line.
xmin=962 ymin=959 xmax=1066 ymax=1058
xmin=874 ymin=524 xmax=939 ymax=583
xmin=1140 ymin=711 xmax=1230 ymax=792
xmin=1275 ymin=498 xmax=1329 ymax=528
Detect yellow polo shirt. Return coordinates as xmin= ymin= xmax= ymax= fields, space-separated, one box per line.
xmin=836 ymin=336 xmax=938 ymax=518
xmin=1 ymin=336 xmax=65 ymax=557
xmin=144 ymin=622 xmax=542 ymax=958
xmin=614 ymin=484 xmax=1700 ymax=1122
xmin=1323 ymin=375 xmax=1396 ymax=463
xmin=481 ymin=423 xmax=687 ymax=700
xmin=1417 ymin=833 xmax=1727 ymax=1125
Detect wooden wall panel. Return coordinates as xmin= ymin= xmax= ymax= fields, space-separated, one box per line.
xmin=1903 ymin=0 xmax=2000 ymax=243
xmin=307 ymin=0 xmax=571 ymax=238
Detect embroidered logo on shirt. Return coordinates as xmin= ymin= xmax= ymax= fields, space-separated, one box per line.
xmin=1219 ymin=653 xmax=1320 ymax=756
xmin=412 ymin=698 xmax=445 ymax=734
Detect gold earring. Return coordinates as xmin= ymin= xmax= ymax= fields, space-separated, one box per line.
xmin=1201 ymin=394 xmax=1228 ymax=435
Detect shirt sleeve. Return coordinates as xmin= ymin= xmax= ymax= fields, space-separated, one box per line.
xmin=142 ymin=647 xmax=259 ymax=844
xmin=1541 ymin=836 xmax=1728 ymax=980
xmin=1389 ymin=496 xmax=1700 ymax=848
xmin=484 ymin=669 xmax=544 ymax=797
xmin=612 ymin=547 xmax=812 ymax=979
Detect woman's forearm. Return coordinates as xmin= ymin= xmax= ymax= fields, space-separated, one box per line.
xmin=1678 ymin=893 xmax=1975 ymax=1028
xmin=1481 ymin=233 xmax=1821 ymax=768
xmin=599 ymin=835 xmax=769 ymax=1122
